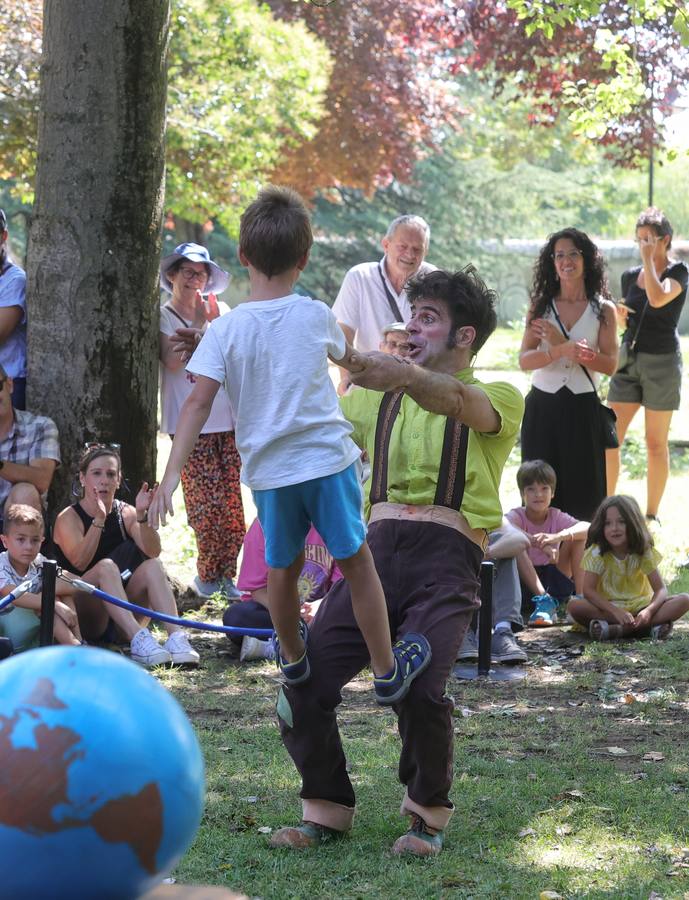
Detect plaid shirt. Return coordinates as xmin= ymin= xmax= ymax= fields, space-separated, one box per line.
xmin=0 ymin=409 xmax=60 ymax=508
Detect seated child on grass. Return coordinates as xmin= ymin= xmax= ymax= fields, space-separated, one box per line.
xmin=0 ymin=504 xmax=81 ymax=650
xmin=568 ymin=495 xmax=689 ymax=641
xmin=507 ymin=460 xmax=589 ymax=627
xmin=223 ymin=518 xmax=342 ymax=663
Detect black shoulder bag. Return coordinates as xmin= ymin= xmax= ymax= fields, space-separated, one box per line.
xmin=549 ymin=302 xmax=619 ymax=449
xmin=617 ymin=299 xmax=649 ymax=371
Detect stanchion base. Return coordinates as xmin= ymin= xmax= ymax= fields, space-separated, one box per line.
xmin=452 ymin=663 xmax=527 ymax=682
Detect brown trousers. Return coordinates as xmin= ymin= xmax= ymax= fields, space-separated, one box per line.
xmin=277 ymin=518 xmax=482 ymax=820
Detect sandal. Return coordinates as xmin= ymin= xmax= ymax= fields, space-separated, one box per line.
xmin=650 ymin=622 xmax=673 ymax=641
xmin=589 ymin=619 xmax=611 ymax=640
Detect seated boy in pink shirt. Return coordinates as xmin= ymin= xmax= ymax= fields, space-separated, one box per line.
xmin=506 ymin=460 xmax=589 ymax=627
xmin=223 ymin=519 xmax=342 ymax=661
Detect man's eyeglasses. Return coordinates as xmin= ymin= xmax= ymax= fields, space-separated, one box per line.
xmin=553 ymin=250 xmax=583 ymax=262
xmin=179 ymin=266 xmax=209 ymax=282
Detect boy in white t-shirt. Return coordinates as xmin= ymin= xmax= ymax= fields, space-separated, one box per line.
xmin=507 ymin=460 xmax=590 ymax=627
xmin=0 ymin=504 xmax=81 ymax=649
xmin=150 ymin=185 xmax=430 ymax=704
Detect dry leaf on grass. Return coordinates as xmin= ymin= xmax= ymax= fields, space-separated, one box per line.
xmin=643 ymin=751 xmax=666 ymax=762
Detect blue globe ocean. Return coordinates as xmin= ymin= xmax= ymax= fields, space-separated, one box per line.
xmin=0 ymin=646 xmax=205 ymax=899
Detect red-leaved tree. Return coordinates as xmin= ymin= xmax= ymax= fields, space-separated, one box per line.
xmin=452 ymin=0 xmax=689 ymax=166
xmin=267 ymin=0 xmax=462 ymax=194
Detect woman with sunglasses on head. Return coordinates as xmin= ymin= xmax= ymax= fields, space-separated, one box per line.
xmin=159 ymin=243 xmax=245 ymax=599
xmin=52 ymin=444 xmax=199 ymax=666
xmin=0 ymin=209 xmax=28 ymax=410
xmin=606 ymin=208 xmax=688 ymax=525
xmin=519 ymin=228 xmax=619 ymax=521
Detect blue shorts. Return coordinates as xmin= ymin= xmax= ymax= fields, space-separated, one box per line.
xmin=252 ymin=462 xmax=366 ymax=568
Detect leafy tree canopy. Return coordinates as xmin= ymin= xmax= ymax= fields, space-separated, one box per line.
xmin=0 ymin=0 xmax=331 ymax=233
xmin=267 ymin=0 xmax=461 ymax=194
xmin=167 ymin=0 xmax=330 ymax=232
xmin=456 ymin=0 xmax=689 ymax=166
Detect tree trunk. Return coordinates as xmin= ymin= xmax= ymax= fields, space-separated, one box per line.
xmin=26 ymin=0 xmax=169 ymax=512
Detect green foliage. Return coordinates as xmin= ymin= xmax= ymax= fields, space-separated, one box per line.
xmin=506 ymin=0 xmax=689 ymax=137
xmin=167 ymin=0 xmax=331 ymax=235
xmin=0 ymin=0 xmax=331 ymax=236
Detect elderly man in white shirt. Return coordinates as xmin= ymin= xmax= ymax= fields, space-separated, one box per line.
xmin=332 ymin=215 xmax=433 ymax=395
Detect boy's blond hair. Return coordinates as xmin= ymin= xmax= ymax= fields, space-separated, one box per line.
xmin=4 ymin=504 xmax=44 ymax=534
xmin=239 ymin=185 xmax=313 ymax=278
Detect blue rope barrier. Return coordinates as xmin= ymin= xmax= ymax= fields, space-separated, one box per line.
xmin=69 ymin=577 xmax=275 ymax=639
xmin=0 ymin=580 xmax=37 ymax=613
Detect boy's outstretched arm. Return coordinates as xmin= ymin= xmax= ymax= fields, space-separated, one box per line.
xmin=329 ymin=343 xmax=380 ymax=376
xmin=328 ymin=341 xmax=384 ymax=375
xmin=149 ymin=375 xmax=220 ymax=528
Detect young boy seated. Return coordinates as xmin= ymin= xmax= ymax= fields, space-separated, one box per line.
xmin=223 ymin=518 xmax=343 ymax=662
xmin=0 ymin=504 xmax=82 ymax=650
xmin=506 ymin=460 xmax=589 ymax=627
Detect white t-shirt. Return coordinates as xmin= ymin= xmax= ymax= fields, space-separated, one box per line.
xmin=187 ymin=293 xmax=361 ymax=491
xmin=0 ymin=550 xmax=42 ymax=592
xmin=159 ymin=302 xmax=236 ymax=434
xmin=532 ymin=302 xmax=602 ymax=395
xmin=332 ymin=257 xmax=435 ymax=352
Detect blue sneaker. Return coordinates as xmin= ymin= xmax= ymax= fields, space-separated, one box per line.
xmin=374 ymin=632 xmax=432 ymax=706
xmin=528 ymin=593 xmax=558 ymax=627
xmin=275 ymin=620 xmax=310 ymax=686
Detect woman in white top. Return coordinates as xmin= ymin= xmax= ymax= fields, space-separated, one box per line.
xmin=159 ymin=243 xmax=245 ymax=598
xmin=519 ymin=228 xmax=618 ymax=520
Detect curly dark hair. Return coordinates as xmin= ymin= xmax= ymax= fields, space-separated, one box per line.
xmin=527 ymin=227 xmax=611 ymax=324
xmin=405 ymin=266 xmax=497 ymax=353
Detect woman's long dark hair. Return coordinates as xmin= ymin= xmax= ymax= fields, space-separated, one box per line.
xmin=527 ymin=227 xmax=611 ymax=324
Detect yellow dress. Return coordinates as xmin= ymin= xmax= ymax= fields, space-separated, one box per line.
xmin=581 ymin=544 xmax=662 ymax=614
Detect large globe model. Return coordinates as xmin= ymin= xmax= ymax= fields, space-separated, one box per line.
xmin=0 ymin=646 xmax=205 ymax=899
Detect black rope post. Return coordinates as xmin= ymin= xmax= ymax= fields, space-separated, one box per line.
xmin=477 ymin=560 xmax=494 ymax=677
xmin=39 ymin=559 xmax=57 ymax=647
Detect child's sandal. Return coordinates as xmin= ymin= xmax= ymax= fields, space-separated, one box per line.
xmin=589 ymin=619 xmax=609 ymax=640
xmin=650 ymin=622 xmax=673 ymax=641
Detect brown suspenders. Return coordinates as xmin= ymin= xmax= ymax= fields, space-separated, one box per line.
xmin=369 ymin=391 xmax=405 ymax=506
xmin=369 ymin=392 xmax=469 ymax=511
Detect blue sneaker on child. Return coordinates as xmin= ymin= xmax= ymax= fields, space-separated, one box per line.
xmin=374 ymin=632 xmax=432 ymax=706
xmin=275 ymin=620 xmax=310 ymax=686
xmin=528 ymin=593 xmax=558 ymax=627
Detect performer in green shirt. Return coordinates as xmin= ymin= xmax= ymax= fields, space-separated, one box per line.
xmin=271 ymin=267 xmax=524 ymax=857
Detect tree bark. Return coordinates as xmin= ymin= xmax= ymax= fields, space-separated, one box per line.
xmin=26 ymin=0 xmax=169 ymax=512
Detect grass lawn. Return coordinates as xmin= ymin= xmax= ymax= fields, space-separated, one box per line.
xmin=153 ymin=329 xmax=689 ymax=898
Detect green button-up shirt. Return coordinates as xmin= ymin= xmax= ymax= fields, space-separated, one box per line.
xmin=340 ymin=369 xmax=524 ymax=532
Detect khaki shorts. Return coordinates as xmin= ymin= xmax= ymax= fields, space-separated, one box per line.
xmin=608 ymin=349 xmax=682 ymax=411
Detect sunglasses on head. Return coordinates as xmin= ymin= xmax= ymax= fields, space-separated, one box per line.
xmin=83 ymin=441 xmax=121 ymax=452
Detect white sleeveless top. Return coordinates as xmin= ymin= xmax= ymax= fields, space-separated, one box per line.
xmin=532 ymin=301 xmax=601 ymax=395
